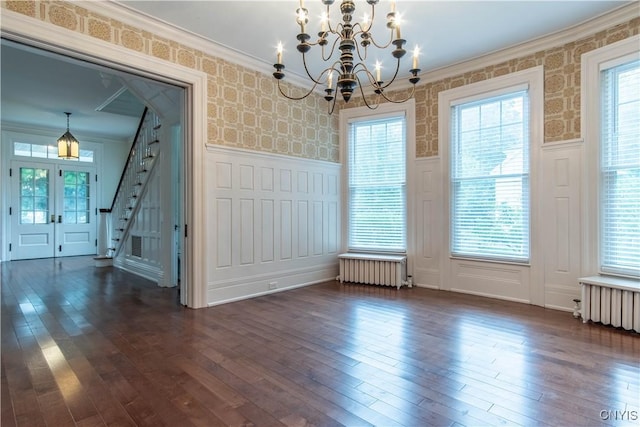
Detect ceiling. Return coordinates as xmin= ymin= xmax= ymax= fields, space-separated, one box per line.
xmin=0 ymin=1 xmax=631 ymax=141
xmin=119 ymin=0 xmax=630 ymax=77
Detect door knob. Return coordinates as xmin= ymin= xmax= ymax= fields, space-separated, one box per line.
xmin=50 ymin=214 xmax=55 ymax=223
xmin=58 ymin=215 xmax=62 ymax=223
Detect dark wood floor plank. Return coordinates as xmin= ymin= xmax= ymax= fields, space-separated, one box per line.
xmin=1 ymin=363 xmax=18 ymax=427
xmin=3 ymin=256 xmax=639 ymax=427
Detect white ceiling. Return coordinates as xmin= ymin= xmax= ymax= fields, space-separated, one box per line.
xmin=119 ymin=0 xmax=630 ymax=78
xmin=0 ymin=1 xmax=632 ymax=141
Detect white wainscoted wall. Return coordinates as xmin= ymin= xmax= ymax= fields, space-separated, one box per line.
xmin=115 ymin=165 xmax=164 ymax=283
xmin=413 ymin=157 xmax=442 ymax=290
xmin=412 ymin=139 xmax=584 ymax=311
xmin=540 ymin=139 xmax=583 ymax=310
xmin=205 ymin=145 xmax=341 ymax=306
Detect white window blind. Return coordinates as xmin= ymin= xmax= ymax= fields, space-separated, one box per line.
xmin=600 ymin=59 xmax=640 ymax=277
xmin=348 ymin=115 xmax=406 ymax=252
xmin=451 ymin=90 xmax=530 ymax=262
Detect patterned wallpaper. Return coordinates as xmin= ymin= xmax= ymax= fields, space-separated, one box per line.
xmin=343 ymin=16 xmax=640 ymax=157
xmin=2 ymin=0 xmax=341 ymax=163
xmin=3 ymin=1 xmax=638 ymax=161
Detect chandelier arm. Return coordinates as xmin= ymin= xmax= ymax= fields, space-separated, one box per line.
xmin=380 ymin=57 xmax=403 ymax=90
xmin=301 ymin=53 xmax=327 ymax=85
xmin=353 ymin=34 xmax=369 ymax=62
xmin=321 ymin=35 xmax=342 ymax=62
xmin=377 ymin=84 xmax=417 ymax=104
xmin=354 ymin=74 xmax=381 ymax=110
xmin=327 ymin=92 xmax=338 ymax=115
xmin=353 ymin=64 xmax=417 ymax=105
xmin=367 ymin=1 xmax=376 ymax=33
xmin=276 ymin=80 xmax=318 ymax=101
xmin=366 ymin=29 xmax=396 ymax=50
xmin=325 ymin=3 xmax=336 ymax=34
xmin=354 ymin=64 xmax=379 ymax=88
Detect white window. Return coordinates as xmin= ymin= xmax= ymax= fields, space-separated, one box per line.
xmin=600 ymin=59 xmax=639 ymax=277
xmin=440 ymin=67 xmax=543 ymax=265
xmin=450 ymin=90 xmax=530 ymax=262
xmin=341 ymin=101 xmax=415 ymax=254
xmin=583 ymin=36 xmax=640 ymax=279
xmin=13 ymin=142 xmax=94 ymax=163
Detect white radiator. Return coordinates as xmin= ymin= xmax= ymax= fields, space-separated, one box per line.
xmin=580 ymin=276 xmax=640 ymax=333
xmin=338 ymin=253 xmax=409 ymax=289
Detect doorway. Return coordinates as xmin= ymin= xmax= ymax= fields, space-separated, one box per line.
xmin=2 ymin=10 xmax=208 ymax=308
xmin=2 ymin=40 xmax=186 ymax=296
xmin=10 ymin=160 xmax=96 ymax=260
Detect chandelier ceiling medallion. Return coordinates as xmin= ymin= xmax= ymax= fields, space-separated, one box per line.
xmin=273 ymin=0 xmax=421 ymax=114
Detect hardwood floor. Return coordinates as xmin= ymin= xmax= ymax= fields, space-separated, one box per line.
xmin=2 ymin=257 xmax=638 ymax=426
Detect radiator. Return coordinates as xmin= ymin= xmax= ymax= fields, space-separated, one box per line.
xmin=580 ymin=276 xmax=640 ymax=333
xmin=338 ymin=253 xmax=409 ymax=289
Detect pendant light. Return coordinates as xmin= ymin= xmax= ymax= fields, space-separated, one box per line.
xmin=57 ymin=112 xmax=79 ymax=159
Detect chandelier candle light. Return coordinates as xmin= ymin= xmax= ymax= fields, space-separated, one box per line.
xmin=273 ymin=0 xmax=421 ymax=113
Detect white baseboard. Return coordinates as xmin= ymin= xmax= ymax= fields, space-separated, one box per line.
xmin=207 ymin=264 xmax=338 ymax=306
xmin=415 ymin=283 xmax=440 ymax=290
xmin=449 ymin=287 xmax=530 ymax=305
xmin=114 ymin=256 xmax=162 ymax=285
xmin=544 ymin=283 xmax=580 ymax=312
xmin=207 ymin=276 xmax=335 ymax=307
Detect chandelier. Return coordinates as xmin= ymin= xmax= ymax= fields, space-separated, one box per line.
xmin=273 ymin=0 xmax=421 ymax=114
xmin=57 ymin=112 xmax=79 ymax=159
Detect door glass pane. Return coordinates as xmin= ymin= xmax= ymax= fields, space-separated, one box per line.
xmin=62 ymin=171 xmax=90 ymax=224
xmin=20 ymin=167 xmax=49 ymax=224
xmin=64 ymin=212 xmax=76 ymax=223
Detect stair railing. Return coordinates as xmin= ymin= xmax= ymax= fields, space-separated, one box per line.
xmin=107 ymin=107 xmax=162 ymax=257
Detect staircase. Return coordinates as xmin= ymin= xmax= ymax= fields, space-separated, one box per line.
xmin=101 ymin=107 xmax=162 ymax=259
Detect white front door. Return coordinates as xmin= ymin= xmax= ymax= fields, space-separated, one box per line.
xmin=11 ymin=161 xmax=96 ymax=260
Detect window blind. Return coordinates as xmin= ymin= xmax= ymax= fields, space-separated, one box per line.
xmin=451 ymin=91 xmax=530 ymax=262
xmin=348 ymin=115 xmax=406 ymax=252
xmin=601 ymin=59 xmax=640 ymax=277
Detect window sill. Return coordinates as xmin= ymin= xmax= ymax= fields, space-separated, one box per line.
xmin=449 ymin=256 xmax=530 ymax=267
xmin=579 ymin=275 xmax=640 ymax=292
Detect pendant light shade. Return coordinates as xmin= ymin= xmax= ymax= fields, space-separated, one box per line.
xmin=57 ymin=112 xmax=79 ymax=159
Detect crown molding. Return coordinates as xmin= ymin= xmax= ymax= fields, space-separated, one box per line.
xmin=341 ymin=2 xmax=639 ymax=100
xmin=419 ymin=2 xmax=639 ymax=84
xmin=205 ymin=143 xmax=341 ymax=167
xmin=62 ymin=1 xmax=640 ymax=94
xmin=1 ymin=121 xmax=129 ymax=144
xmin=86 ymin=1 xmax=313 ymax=91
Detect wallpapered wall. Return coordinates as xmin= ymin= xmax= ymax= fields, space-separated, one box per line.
xmin=3 ymin=2 xmax=638 ymax=160
xmin=2 ymin=0 xmax=341 ymax=162
xmin=343 ymin=16 xmax=639 ymax=157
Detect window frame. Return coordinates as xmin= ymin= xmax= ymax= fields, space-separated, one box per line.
xmin=450 ymin=87 xmax=531 ymax=263
xmin=582 ymin=35 xmax=640 ymax=279
xmin=439 ymin=66 xmax=544 ymax=266
xmin=339 ymin=100 xmax=416 ymax=255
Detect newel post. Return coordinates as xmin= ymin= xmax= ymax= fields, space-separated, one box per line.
xmin=95 ymin=208 xmax=113 ymax=267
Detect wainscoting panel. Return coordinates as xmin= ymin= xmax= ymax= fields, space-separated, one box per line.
xmin=240 ymin=198 xmax=255 ymax=265
xmin=542 ymin=141 xmax=583 ymax=311
xmin=261 ymin=199 xmax=274 ymax=263
xmin=216 ymin=198 xmax=232 ymax=268
xmin=413 ymin=158 xmax=442 ymax=289
xmin=450 ymin=259 xmax=530 ymax=303
xmin=206 ymin=146 xmax=341 ymax=305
